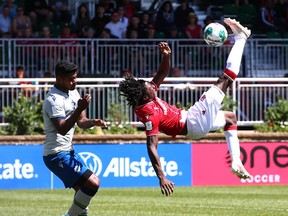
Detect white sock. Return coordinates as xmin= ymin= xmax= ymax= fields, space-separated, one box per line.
xmin=225 ymin=37 xmax=247 ymax=76
xmin=68 ymin=189 xmax=92 ymax=216
xmin=224 ymin=125 xmax=241 ymax=162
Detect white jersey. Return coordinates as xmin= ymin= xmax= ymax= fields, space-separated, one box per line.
xmin=42 ymin=86 xmax=80 ymax=156
xmin=105 ymin=21 xmax=126 ymax=39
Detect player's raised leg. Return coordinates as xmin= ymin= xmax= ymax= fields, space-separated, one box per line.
xmin=186 ymin=19 xmax=252 ymax=145
xmin=223 ymin=18 xmax=251 ymax=179
xmin=212 ymin=18 xmax=251 ymax=93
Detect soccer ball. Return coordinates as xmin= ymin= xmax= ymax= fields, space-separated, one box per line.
xmin=203 ymin=23 xmax=228 ymax=47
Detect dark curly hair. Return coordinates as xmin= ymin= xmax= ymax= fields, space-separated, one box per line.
xmin=119 ymin=74 xmax=146 ymax=107
xmin=55 ymin=60 xmax=78 ymax=76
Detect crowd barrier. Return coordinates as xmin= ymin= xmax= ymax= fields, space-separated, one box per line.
xmin=0 ymin=77 xmax=288 ymax=127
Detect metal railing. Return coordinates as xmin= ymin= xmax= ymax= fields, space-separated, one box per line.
xmin=0 ymin=77 xmax=287 ymax=127
xmin=0 ymin=38 xmax=288 ymax=78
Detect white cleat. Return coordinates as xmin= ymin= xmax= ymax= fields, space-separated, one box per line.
xmin=224 ymin=18 xmax=251 ymax=39
xmin=231 ymin=161 xmax=251 ymax=180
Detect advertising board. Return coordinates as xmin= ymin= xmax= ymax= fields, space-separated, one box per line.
xmin=192 ymin=142 xmax=288 ymax=186
xmin=0 ymin=143 xmax=191 ymax=189
xmin=1 ymin=142 xmax=287 ymax=189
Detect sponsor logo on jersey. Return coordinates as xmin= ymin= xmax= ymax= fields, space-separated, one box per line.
xmin=145 ymin=121 xmax=153 ymax=130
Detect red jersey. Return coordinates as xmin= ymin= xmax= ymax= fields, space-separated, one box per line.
xmin=135 ymin=97 xmax=186 ymax=138
xmin=184 ymin=24 xmax=202 ymax=39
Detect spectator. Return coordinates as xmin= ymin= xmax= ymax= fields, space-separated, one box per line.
xmin=258 ymin=0 xmax=277 ymax=33
xmin=98 ymin=28 xmax=118 ymax=74
xmin=203 ymin=15 xmax=214 ymax=30
xmin=16 ymin=65 xmax=26 ymax=79
xmin=119 ymin=0 xmax=136 ymax=22
xmin=49 ymin=0 xmax=71 ymax=23
xmin=126 ymin=14 xmax=141 ymax=38
xmin=126 ymin=29 xmax=144 ymax=76
xmin=184 ymin=13 xmax=203 ymax=73
xmin=14 ymin=66 xmax=34 ymax=97
xmin=38 ymin=26 xmax=57 ymax=74
xmin=99 ymin=28 xmax=115 ymax=39
xmin=120 ymin=68 xmax=131 ymax=78
xmin=184 ymin=12 xmax=202 ymax=40
xmin=0 ymin=5 xmax=12 ymax=37
xmin=274 ymin=0 xmax=288 ymax=36
xmin=170 ymin=66 xmax=195 ymax=90
xmin=143 ymin=23 xmax=155 ymax=39
xmin=167 ymin=25 xmax=183 ymax=38
xmin=80 ymin=27 xmax=97 ymax=74
xmin=12 ymin=7 xmax=32 ymax=37
xmin=139 ymin=11 xmax=153 ymax=38
xmin=96 ymin=0 xmax=116 ymax=17
xmin=0 ymin=0 xmax=17 ymax=19
xmin=39 ymin=18 xmax=57 ymax=37
xmin=143 ymin=25 xmax=158 ymax=72
xmin=117 ymin=6 xmax=129 ymax=32
xmin=16 ymin=27 xmax=33 ymax=38
xmin=75 ymin=3 xmax=91 ymax=37
xmin=104 ymin=12 xmax=126 ymax=39
xmin=174 ymin=0 xmax=195 ymax=31
xmin=91 ymin=5 xmax=110 ymax=37
xmin=26 ymin=0 xmax=53 ymax=31
xmin=155 ymin=1 xmax=175 ymax=36
xmin=15 ymin=28 xmax=36 ymax=71
xmin=170 ymin=66 xmax=183 ymax=84
xmin=58 ymin=23 xmax=79 ymax=60
xmin=171 ymin=66 xmax=182 ymax=77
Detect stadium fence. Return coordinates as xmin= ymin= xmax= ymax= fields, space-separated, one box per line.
xmin=0 ymin=77 xmax=287 ymax=127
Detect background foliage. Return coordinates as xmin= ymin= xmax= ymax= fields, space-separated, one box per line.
xmin=2 ymin=93 xmax=286 ymax=135
xmin=0 ymin=94 xmax=43 ymax=135
xmin=0 ymin=95 xmax=139 ymax=135
xmin=254 ymin=97 xmax=288 ymax=132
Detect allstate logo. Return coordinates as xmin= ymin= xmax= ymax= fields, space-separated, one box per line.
xmin=79 ymin=152 xmax=102 ymax=176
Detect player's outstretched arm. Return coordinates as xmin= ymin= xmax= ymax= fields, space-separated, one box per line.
xmin=76 ymin=95 xmax=107 ymax=129
xmin=152 ymin=42 xmax=171 ymax=88
xmin=77 ymin=117 xmax=107 ymax=129
xmin=146 ymin=135 xmax=175 ymax=196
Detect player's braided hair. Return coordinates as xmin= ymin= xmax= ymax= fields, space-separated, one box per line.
xmin=55 ymin=60 xmax=78 ymax=76
xmin=119 ymin=74 xmax=146 ymax=107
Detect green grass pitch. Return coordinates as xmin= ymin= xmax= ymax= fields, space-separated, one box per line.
xmin=1 ymin=186 xmax=288 ymax=216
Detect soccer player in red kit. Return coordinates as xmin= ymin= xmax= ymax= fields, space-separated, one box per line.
xmin=119 ymin=18 xmax=251 ymax=196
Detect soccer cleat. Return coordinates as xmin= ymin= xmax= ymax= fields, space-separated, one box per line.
xmin=223 ymin=18 xmax=251 ymax=39
xmin=78 ymin=207 xmax=88 ymax=216
xmin=231 ymin=162 xmax=251 ymax=179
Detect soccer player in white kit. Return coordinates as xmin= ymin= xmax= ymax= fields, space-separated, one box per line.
xmin=42 ymin=60 xmax=107 ymax=216
xmin=119 ymin=18 xmax=252 ymax=196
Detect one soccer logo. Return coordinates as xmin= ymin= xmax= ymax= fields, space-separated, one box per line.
xmin=79 ymin=152 xmax=102 ymax=176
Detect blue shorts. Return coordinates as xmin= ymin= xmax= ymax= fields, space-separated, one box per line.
xmin=43 ymin=150 xmax=91 ymax=188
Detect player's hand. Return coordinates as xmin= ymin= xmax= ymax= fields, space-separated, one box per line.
xmin=77 ymin=94 xmax=91 ymax=111
xmin=159 ymin=178 xmax=175 ymax=196
xmin=91 ymin=119 xmax=108 ymax=128
xmin=158 ymin=42 xmax=171 ymax=56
